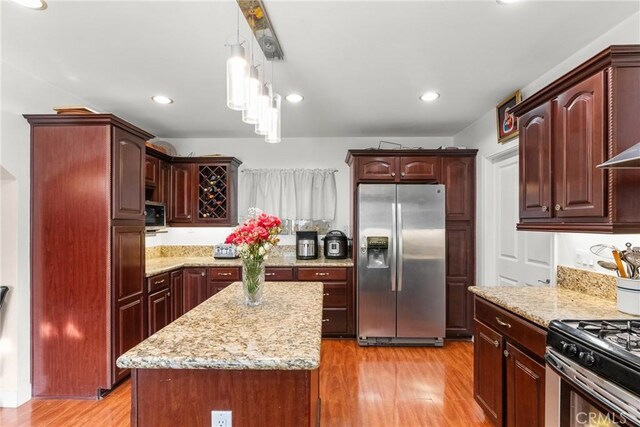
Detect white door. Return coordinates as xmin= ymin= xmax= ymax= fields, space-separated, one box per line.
xmin=489 ymin=150 xmax=553 ymax=286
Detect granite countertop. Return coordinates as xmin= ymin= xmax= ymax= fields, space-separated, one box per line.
xmin=469 ymin=285 xmax=634 ymax=328
xmin=145 ymin=255 xmax=353 ymax=277
xmin=117 ymin=282 xmax=323 ymax=370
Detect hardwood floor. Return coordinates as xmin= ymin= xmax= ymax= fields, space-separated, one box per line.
xmin=0 ymin=340 xmax=490 ymax=427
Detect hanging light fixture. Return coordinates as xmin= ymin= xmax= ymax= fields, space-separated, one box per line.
xmin=242 ymin=65 xmax=260 ymax=124
xmin=255 ymin=82 xmax=273 ymax=135
xmin=226 ymin=9 xmax=247 ymax=111
xmin=265 ymin=93 xmax=281 ymax=143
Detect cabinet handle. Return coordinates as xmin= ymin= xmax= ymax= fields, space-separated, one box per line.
xmin=217 ymin=272 xmax=232 ymax=276
xmin=542 ymin=205 xmax=548 ymax=212
xmin=154 ymin=279 xmax=166 ymax=285
xmin=201 ymin=272 xmax=205 ymax=277
xmin=495 ymin=317 xmax=512 ymax=328
xmin=391 ymin=172 xmax=396 ymax=177
xmin=493 ymin=340 xmax=500 ymax=348
xmin=187 ymin=214 xmax=192 ymax=218
xmin=323 ymin=292 xmax=330 ymax=296
xmin=504 ymin=350 xmax=510 ymax=358
xmin=265 ymin=273 xmax=275 ymax=276
xmin=315 ymin=272 xmax=330 ymax=276
xmin=401 ymin=172 xmax=406 ymax=177
xmin=167 ymin=292 xmax=171 ymax=297
xmin=555 ymin=204 xmax=562 ymax=211
xmin=322 ymin=319 xmax=330 ymax=323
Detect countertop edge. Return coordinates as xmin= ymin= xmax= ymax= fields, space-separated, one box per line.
xmin=468 ymin=286 xmax=551 ymax=328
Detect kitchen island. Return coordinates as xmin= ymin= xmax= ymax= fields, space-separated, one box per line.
xmin=117 ymin=281 xmax=323 ymax=427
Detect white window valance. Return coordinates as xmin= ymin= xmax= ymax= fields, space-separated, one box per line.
xmin=240 ymin=168 xmax=337 ymax=223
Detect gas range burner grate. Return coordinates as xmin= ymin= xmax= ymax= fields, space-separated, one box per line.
xmin=577 ymin=320 xmax=640 ymax=352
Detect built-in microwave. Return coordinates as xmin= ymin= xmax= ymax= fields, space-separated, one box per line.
xmin=145 ymin=201 xmax=166 ymax=231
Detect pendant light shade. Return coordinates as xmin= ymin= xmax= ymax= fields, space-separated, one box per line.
xmin=226 ymin=42 xmax=247 ymax=111
xmin=242 ymin=65 xmax=260 ymax=124
xmin=265 ymin=93 xmax=281 ymax=143
xmin=255 ymin=82 xmax=273 ymax=135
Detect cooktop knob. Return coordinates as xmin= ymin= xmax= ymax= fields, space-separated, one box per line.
xmin=579 ymin=351 xmax=596 ymax=367
xmin=561 ymin=341 xmax=578 ymax=357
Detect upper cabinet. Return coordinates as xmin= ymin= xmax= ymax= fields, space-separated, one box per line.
xmin=512 ymin=45 xmax=640 ymax=233
xmin=355 ymin=155 xmax=440 ymax=182
xmin=112 ymin=127 xmax=146 ymax=220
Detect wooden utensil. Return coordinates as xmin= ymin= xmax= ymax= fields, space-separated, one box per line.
xmin=613 ymin=250 xmax=628 ymax=278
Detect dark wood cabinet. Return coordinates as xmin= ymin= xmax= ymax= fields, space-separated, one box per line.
xmin=170 ymin=270 xmax=184 ymax=321
xmin=26 ymin=114 xmax=153 ymax=398
xmin=474 ymin=320 xmax=504 ymax=427
xmin=158 ymin=160 xmax=171 ymax=205
xmin=348 ymin=149 xmax=477 ymax=337
xmin=147 ymin=288 xmax=171 ymax=337
xmin=474 ymin=296 xmax=547 ymax=427
xmin=207 ymin=267 xmax=242 ymax=297
xmin=145 ymin=154 xmax=159 ymax=188
xmin=513 ymin=45 xmax=640 ymax=233
xmin=170 ymin=163 xmax=194 ymax=223
xmin=505 ymin=343 xmax=546 ymax=427
xmin=519 ymin=103 xmax=552 ymax=219
xmin=183 ymin=268 xmax=208 ymax=313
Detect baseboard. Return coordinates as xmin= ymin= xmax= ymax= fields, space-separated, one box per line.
xmin=0 ymin=384 xmax=31 ymax=408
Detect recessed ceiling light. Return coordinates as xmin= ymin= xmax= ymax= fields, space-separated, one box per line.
xmin=496 ymin=0 xmax=520 ymax=4
xmin=151 ymin=95 xmax=174 ymax=105
xmin=419 ymin=92 xmax=440 ymax=102
xmin=10 ymin=0 xmax=47 ymax=9
xmin=285 ymin=94 xmax=304 ymax=103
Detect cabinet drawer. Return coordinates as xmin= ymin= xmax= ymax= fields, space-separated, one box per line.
xmin=208 ymin=267 xmax=240 ymax=282
xmin=298 ymin=268 xmax=347 ymax=282
xmin=265 ymin=267 xmax=294 ymax=281
xmin=323 ymin=284 xmax=347 ymax=308
xmin=322 ymin=308 xmax=348 ymax=335
xmin=475 ymin=297 xmax=547 ymax=358
xmin=147 ymin=272 xmax=170 ymax=293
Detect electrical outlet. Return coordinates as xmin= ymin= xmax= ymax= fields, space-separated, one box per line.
xmin=212 ymin=410 xmax=232 ymax=427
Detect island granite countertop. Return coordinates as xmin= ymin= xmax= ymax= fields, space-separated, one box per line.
xmin=145 ymin=255 xmax=353 ymax=277
xmin=117 ymin=281 xmax=323 ymax=370
xmin=469 ymin=285 xmax=634 ymax=328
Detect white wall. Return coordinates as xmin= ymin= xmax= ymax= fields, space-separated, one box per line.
xmin=148 ymin=136 xmax=453 ymax=247
xmin=454 ymin=12 xmax=640 ymax=284
xmin=0 ymin=61 xmax=99 ymax=407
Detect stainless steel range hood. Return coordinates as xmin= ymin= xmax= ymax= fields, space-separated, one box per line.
xmin=597 ymin=142 xmax=640 ymax=169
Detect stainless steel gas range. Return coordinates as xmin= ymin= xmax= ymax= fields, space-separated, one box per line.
xmin=546 ymin=319 xmax=640 ymax=426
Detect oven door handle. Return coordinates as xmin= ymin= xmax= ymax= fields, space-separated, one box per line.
xmin=572 ymin=375 xmax=635 ymax=423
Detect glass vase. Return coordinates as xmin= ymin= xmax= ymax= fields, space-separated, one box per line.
xmin=242 ymin=258 xmax=265 ymax=306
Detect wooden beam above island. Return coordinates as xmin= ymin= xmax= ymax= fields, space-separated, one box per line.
xmin=117 ymin=282 xmax=324 ymax=427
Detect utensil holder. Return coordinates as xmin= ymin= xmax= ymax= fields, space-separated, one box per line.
xmin=617 ymin=277 xmax=640 ymax=315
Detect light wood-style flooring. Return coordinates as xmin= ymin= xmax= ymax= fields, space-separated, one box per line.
xmin=0 ymin=339 xmax=490 ymax=427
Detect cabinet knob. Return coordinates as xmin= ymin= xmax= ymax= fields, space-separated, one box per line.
xmin=504 ymin=350 xmax=510 ymax=358
xmin=187 ymin=214 xmax=192 ymax=218
xmin=493 ymin=340 xmax=500 ymax=348
xmin=401 ymin=172 xmax=406 ymax=177
xmin=542 ymin=205 xmax=548 ymax=212
xmin=391 ymin=172 xmax=396 ymax=177
xmin=555 ymin=204 xmax=562 ymax=211
xmin=201 ymin=272 xmax=205 ymax=277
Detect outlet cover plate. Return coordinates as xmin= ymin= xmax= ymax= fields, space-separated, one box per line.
xmin=212 ymin=410 xmax=232 ymax=427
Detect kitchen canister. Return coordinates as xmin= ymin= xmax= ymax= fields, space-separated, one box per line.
xmin=617 ymin=277 xmax=640 ymax=315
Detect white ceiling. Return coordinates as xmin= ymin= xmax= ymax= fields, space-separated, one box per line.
xmin=2 ymin=0 xmax=638 ymax=138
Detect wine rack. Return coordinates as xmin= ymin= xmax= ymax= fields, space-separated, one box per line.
xmin=198 ymin=165 xmax=228 ymax=221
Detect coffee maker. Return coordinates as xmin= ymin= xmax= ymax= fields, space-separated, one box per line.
xmin=296 ymin=231 xmax=318 ymax=260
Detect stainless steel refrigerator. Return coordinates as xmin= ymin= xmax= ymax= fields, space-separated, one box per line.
xmin=357 ymin=184 xmax=446 ymax=346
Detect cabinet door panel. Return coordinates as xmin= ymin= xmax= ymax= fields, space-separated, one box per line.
xmin=553 ymin=72 xmax=606 ymax=218
xmin=519 ymin=103 xmax=552 ymax=219
xmin=112 ymin=127 xmax=145 ymax=220
xmin=170 ymin=164 xmax=194 ymax=223
xmin=357 ymin=156 xmax=398 ymax=181
xmin=446 ymin=224 xmax=472 ymax=279
xmin=113 ymin=296 xmax=144 ymax=383
xmin=506 ymin=343 xmax=545 ymax=427
xmin=474 ymin=320 xmax=504 ymax=427
xmin=170 ymin=270 xmax=184 ymax=321
xmin=148 ymin=289 xmax=171 ymax=336
xmin=112 ymin=226 xmax=145 ymax=302
xmin=145 ymin=155 xmax=159 ymax=187
xmin=399 ymin=156 xmax=439 ymax=181
xmin=158 ymin=160 xmax=171 ymax=205
xmin=442 ymin=157 xmax=474 ymax=220
xmin=182 ymin=268 xmax=207 ymax=312
xmin=446 ymin=281 xmax=468 ymax=333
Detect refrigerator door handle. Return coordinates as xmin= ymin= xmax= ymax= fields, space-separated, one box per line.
xmin=397 ymin=202 xmax=403 ymax=292
xmin=391 ymin=202 xmax=397 ymax=292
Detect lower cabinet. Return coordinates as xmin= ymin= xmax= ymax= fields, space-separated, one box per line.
xmin=473 ymin=296 xmax=546 ymax=427
xmin=148 ymin=288 xmax=171 ymax=336
xmin=113 ymin=295 xmax=145 ymax=384
xmin=207 ymin=267 xmax=242 ymax=297
xmin=170 ymin=270 xmax=184 ymax=320
xmin=183 ymin=268 xmax=208 ymax=312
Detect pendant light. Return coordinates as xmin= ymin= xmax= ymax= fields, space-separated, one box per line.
xmin=265 ymin=93 xmax=281 ymax=143
xmin=242 ymin=65 xmax=260 ymax=124
xmin=226 ymin=9 xmax=247 ymax=111
xmin=255 ymin=82 xmax=273 ymax=135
